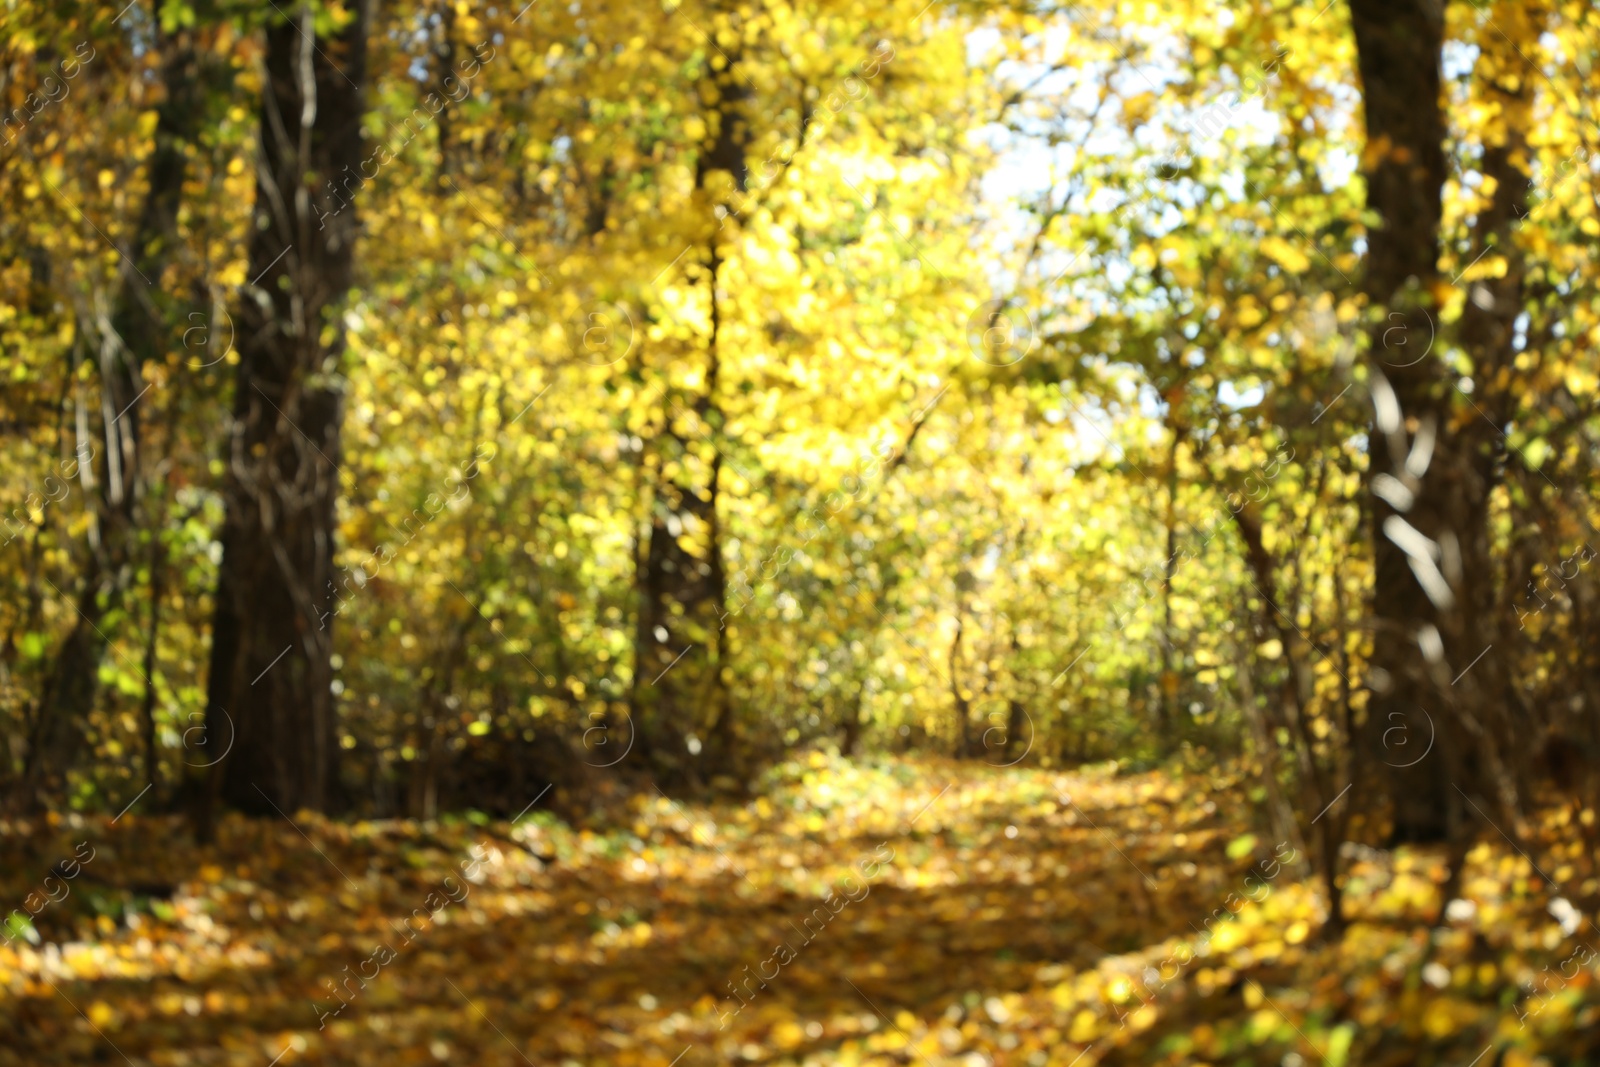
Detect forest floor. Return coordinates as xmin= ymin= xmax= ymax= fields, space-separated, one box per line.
xmin=1 ymin=755 xmax=1596 ymax=1066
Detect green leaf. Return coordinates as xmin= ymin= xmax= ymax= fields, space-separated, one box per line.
xmin=1327 ymin=1022 xmax=1356 ymax=1067
xmin=1523 ymin=437 xmax=1551 ymax=470
xmin=4 ymin=913 xmax=39 ymax=945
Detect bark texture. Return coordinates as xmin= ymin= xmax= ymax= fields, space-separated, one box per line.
xmin=1348 ymin=0 xmax=1528 ymax=842
xmin=203 ymin=2 xmax=369 ymax=818
xmin=19 ymin=11 xmax=208 ymax=807
xmin=631 ymin=25 xmax=748 ymax=783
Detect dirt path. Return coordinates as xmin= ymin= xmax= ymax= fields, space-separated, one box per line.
xmin=0 ymin=756 xmax=1579 ymax=1066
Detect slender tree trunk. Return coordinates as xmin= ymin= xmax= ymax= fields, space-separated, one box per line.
xmin=950 ymin=609 xmax=973 ymax=757
xmin=1159 ymin=431 xmax=1181 ymax=748
xmin=23 ymin=578 xmax=106 ymax=803
xmin=840 ymin=683 xmax=864 ymax=756
xmin=1004 ymin=627 xmax=1027 ymax=763
xmin=1325 ymin=524 xmax=1358 ymax=938
xmin=634 ymin=423 xmax=728 ymax=782
xmin=633 ymin=22 xmax=746 ymax=784
xmin=1449 ymin=0 xmax=1546 ymax=822
xmin=201 ymin=2 xmax=368 ymax=824
xmin=1234 ymin=640 xmax=1297 ymax=856
xmin=141 ymin=528 xmax=164 ymax=796
xmin=17 ymin=11 xmax=206 ymax=808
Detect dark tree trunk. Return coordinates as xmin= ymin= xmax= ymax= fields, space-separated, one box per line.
xmin=632 ymin=25 xmax=747 ymax=785
xmin=1448 ymin=5 xmax=1544 ymax=823
xmin=950 ymin=611 xmax=973 ymax=757
xmin=23 ymin=589 xmax=105 ymax=803
xmin=634 ymin=434 xmax=727 ymax=781
xmin=1159 ymin=431 xmax=1180 ymax=749
xmin=141 ymin=528 xmax=165 ymax=795
xmin=1003 ymin=626 xmax=1027 ymax=763
xmin=1348 ymin=0 xmax=1459 ymax=844
xmin=840 ymin=684 xmax=864 ymax=756
xmin=201 ymin=2 xmax=368 ymax=823
xmin=1004 ymin=695 xmax=1026 ymax=763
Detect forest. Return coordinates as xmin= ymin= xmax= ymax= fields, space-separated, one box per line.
xmin=2 ymin=0 xmax=1600 ymax=1063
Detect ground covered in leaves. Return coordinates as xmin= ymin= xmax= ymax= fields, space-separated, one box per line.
xmin=2 ymin=756 xmax=1597 ymax=1066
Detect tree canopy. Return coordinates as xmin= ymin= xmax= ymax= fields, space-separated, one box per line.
xmin=3 ymin=0 xmax=1600 ymax=1062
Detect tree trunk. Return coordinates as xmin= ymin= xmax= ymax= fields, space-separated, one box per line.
xmin=1234 ymin=639 xmax=1298 ymax=859
xmin=632 ymin=21 xmax=747 ymax=785
xmin=201 ymin=2 xmax=368 ymax=823
xmin=1449 ymin=0 xmax=1546 ymax=823
xmin=17 ymin=10 xmax=207 ymax=809
xmin=1003 ymin=626 xmax=1027 ymax=763
xmin=1348 ymin=0 xmax=1457 ymax=844
xmin=141 ymin=527 xmax=165 ymax=795
xmin=1232 ymin=506 xmax=1322 ymax=854
xmin=840 ymin=684 xmax=864 ymax=756
xmin=950 ymin=611 xmax=973 ymax=757
xmin=1159 ymin=430 xmax=1181 ymax=749
xmin=633 ymin=419 xmax=728 ymax=783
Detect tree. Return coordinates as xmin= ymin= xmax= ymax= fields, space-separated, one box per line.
xmin=202 ymin=1 xmax=369 ymax=821
xmin=628 ymin=27 xmax=745 ymax=781
xmin=17 ymin=6 xmax=210 ymax=806
xmin=1346 ymin=0 xmax=1463 ymax=843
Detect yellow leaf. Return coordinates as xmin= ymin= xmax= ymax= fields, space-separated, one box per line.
xmin=1260 ymin=235 xmax=1312 ymax=274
